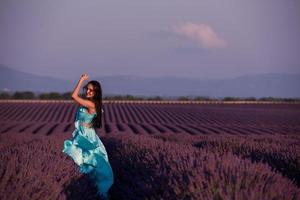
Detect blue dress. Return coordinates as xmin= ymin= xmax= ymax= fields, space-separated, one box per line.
xmin=62 ymin=106 xmax=114 ymax=199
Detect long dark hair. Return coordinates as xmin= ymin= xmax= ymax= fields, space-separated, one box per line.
xmin=83 ymin=80 xmax=103 ymax=128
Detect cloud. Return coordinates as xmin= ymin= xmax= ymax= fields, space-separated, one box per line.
xmin=173 ymin=23 xmax=227 ymax=49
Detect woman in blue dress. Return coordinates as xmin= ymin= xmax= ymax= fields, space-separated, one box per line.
xmin=62 ymin=74 xmax=114 ymax=200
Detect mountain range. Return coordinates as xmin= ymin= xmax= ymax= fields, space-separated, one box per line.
xmin=1 ymin=64 xmax=299 ymax=98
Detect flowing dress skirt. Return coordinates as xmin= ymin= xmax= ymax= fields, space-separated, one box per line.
xmin=62 ymin=106 xmax=113 ymax=199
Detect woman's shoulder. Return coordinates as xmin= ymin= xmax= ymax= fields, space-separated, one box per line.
xmin=78 ymin=105 xmax=104 ymax=114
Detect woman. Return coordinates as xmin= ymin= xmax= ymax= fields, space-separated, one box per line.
xmin=62 ymin=74 xmax=114 ymax=200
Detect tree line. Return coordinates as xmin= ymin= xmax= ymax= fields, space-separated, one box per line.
xmin=0 ymin=91 xmax=299 ymax=102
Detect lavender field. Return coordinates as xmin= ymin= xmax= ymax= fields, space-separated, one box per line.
xmin=0 ymin=100 xmax=300 ymax=200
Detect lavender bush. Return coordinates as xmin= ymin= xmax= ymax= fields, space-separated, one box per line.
xmin=151 ymin=133 xmax=300 ymax=186
xmin=104 ymin=133 xmax=300 ymax=200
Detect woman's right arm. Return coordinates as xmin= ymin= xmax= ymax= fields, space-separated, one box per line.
xmin=71 ymin=74 xmax=95 ymax=109
xmin=71 ymin=76 xmax=85 ymax=98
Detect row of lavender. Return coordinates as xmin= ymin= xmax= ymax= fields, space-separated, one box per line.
xmin=0 ymin=131 xmax=299 ymax=200
xmin=2 ymin=102 xmax=300 ymax=126
xmin=2 ymin=121 xmax=298 ymax=137
xmin=1 ymin=102 xmax=300 ymax=136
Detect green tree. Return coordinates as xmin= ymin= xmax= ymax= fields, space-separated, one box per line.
xmin=124 ymin=94 xmax=135 ymax=100
xmin=38 ymin=92 xmax=62 ymax=100
xmin=177 ymin=96 xmax=190 ymax=101
xmin=48 ymin=92 xmax=62 ymax=99
xmin=0 ymin=92 xmax=11 ymax=99
xmin=223 ymin=97 xmax=241 ymax=101
xmin=62 ymin=92 xmax=72 ymax=100
xmin=13 ymin=91 xmax=35 ymax=99
xmin=244 ymin=97 xmax=256 ymax=101
xmin=147 ymin=96 xmax=163 ymax=100
xmin=194 ymin=96 xmax=212 ymax=101
xmin=259 ymin=97 xmax=276 ymax=101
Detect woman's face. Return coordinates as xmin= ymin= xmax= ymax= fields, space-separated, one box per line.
xmin=85 ymin=84 xmax=95 ymax=98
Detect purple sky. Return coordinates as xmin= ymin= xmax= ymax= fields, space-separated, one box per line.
xmin=1 ymin=0 xmax=299 ymax=80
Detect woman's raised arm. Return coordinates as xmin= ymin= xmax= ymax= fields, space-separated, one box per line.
xmin=71 ymin=74 xmax=95 ymax=109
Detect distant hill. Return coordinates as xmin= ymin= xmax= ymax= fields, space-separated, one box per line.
xmin=0 ymin=64 xmax=73 ymax=93
xmin=1 ymin=64 xmax=300 ymax=98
